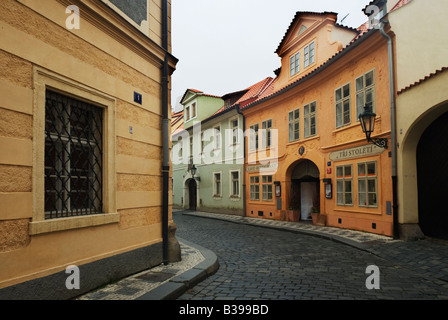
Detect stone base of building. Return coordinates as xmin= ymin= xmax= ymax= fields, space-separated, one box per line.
xmin=399 ymin=223 xmax=425 ymax=241
xmin=0 ymin=242 xmax=165 ymax=300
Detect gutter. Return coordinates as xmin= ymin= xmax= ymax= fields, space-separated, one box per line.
xmin=236 ymin=105 xmax=246 ymax=217
xmin=161 ymin=0 xmax=170 ymax=264
xmin=379 ymin=7 xmax=399 ymax=239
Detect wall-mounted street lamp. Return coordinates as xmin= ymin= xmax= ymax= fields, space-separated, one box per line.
xmin=189 ymin=164 xmax=200 ymax=181
xmin=359 ymin=104 xmax=388 ymax=149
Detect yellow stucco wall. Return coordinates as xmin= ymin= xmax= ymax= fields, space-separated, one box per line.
xmin=389 ymin=0 xmax=448 ymax=228
xmin=0 ymin=0 xmax=174 ymax=289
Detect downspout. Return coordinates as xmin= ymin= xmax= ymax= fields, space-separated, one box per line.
xmin=236 ymin=105 xmax=246 ymax=217
xmin=161 ymin=0 xmax=170 ymax=263
xmin=379 ymin=9 xmax=399 ymax=239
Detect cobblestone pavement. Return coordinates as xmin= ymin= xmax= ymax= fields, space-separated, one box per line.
xmin=174 ymin=211 xmax=448 ymax=300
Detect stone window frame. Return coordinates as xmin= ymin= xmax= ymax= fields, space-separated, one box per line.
xmin=30 ymin=67 xmax=118 ymax=235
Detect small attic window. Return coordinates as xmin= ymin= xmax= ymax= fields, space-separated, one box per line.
xmin=298 ymin=25 xmax=307 ymax=36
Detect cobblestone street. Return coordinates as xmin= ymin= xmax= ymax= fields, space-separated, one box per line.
xmin=173 ymin=211 xmax=448 ymax=300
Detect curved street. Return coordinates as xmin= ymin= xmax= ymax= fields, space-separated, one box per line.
xmin=173 ymin=211 xmax=448 ymax=300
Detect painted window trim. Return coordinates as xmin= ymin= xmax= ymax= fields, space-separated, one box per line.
xmin=262 ymin=175 xmax=274 ymax=202
xmin=228 ymin=116 xmax=240 ymax=146
xmin=335 ymin=82 xmax=352 ymax=129
xmin=303 ymin=40 xmax=316 ymax=69
xmin=249 ymin=123 xmax=259 ymax=151
xmin=355 ymin=68 xmax=376 ymax=120
xmin=303 ymin=101 xmax=317 ymax=138
xmin=184 ymin=101 xmax=197 ymax=123
xmin=213 ymin=171 xmax=222 ymax=198
xmin=229 ymin=169 xmax=241 ymax=199
xmin=336 ymin=164 xmax=354 ymax=207
xmin=249 ymin=175 xmax=260 ymax=201
xmin=357 ymin=161 xmax=379 ymax=208
xmin=213 ymin=125 xmax=221 ymax=150
xmin=290 ymin=51 xmax=300 ymax=77
xmin=261 ymin=119 xmax=273 ymax=150
xmin=288 ymin=108 xmax=300 ymax=143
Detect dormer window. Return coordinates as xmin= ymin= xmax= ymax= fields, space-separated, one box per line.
xmin=304 ymin=41 xmax=315 ymax=68
xmin=185 ymin=105 xmax=190 ymax=121
xmin=290 ymin=52 xmax=300 ymax=77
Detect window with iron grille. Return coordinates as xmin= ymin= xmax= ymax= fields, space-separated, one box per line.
xmin=44 ymin=90 xmax=103 ymax=219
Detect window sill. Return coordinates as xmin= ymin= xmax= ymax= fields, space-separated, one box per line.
xmin=29 ymin=212 xmax=120 ymax=235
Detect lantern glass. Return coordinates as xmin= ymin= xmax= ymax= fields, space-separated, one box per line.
xmin=359 ymin=105 xmax=376 ymax=140
xmin=191 ymin=165 xmax=197 ymax=177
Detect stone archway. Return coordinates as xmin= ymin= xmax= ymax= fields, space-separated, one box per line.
xmin=288 ymin=160 xmax=320 ymax=221
xmin=417 ymin=111 xmax=448 ymax=239
xmin=399 ymin=101 xmax=448 ymax=240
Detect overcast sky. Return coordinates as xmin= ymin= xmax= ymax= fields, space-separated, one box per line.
xmin=171 ymin=0 xmax=372 ymax=111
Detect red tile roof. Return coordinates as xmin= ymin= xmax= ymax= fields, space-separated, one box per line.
xmin=398 ymin=67 xmax=448 ymax=95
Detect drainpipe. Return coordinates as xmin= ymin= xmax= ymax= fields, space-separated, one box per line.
xmin=161 ymin=0 xmax=170 ymax=263
xmin=379 ymin=8 xmax=399 ymax=239
xmin=236 ymin=105 xmax=246 ymax=217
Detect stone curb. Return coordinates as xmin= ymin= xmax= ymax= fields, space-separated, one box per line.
xmin=137 ymin=237 xmax=219 ymax=300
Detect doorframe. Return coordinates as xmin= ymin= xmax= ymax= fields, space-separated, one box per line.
xmin=183 ymin=174 xmax=200 ymax=211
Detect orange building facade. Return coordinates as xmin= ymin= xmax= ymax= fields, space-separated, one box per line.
xmin=241 ymin=12 xmax=394 ymax=237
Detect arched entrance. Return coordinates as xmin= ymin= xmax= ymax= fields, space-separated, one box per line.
xmin=289 ymin=160 xmax=320 ymax=221
xmin=417 ymin=111 xmax=448 ymax=239
xmin=188 ymin=179 xmax=197 ymax=211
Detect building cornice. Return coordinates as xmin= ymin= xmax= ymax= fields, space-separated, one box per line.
xmin=57 ymin=0 xmax=178 ymax=72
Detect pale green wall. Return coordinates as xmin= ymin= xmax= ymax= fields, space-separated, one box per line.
xmin=172 ymin=109 xmax=244 ymax=215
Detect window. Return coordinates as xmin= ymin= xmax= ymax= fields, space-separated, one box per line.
xmin=304 ymin=41 xmax=315 ymax=68
xmin=200 ymin=131 xmax=205 ymax=154
xmin=262 ymin=175 xmax=273 ymax=201
xmin=262 ymin=119 xmax=272 ymax=148
xmin=356 ymin=70 xmax=375 ymax=119
xmin=45 ymin=90 xmax=103 ymax=219
xmin=189 ymin=136 xmax=193 ymax=160
xmin=358 ymin=162 xmax=378 ymax=207
xmin=304 ymin=101 xmax=317 ymax=138
xmin=249 ymin=124 xmax=259 ymax=151
xmin=336 ymin=84 xmax=351 ymax=128
xmin=230 ymin=171 xmax=239 ymax=197
xmin=230 ymin=118 xmax=239 ymax=145
xmin=213 ymin=172 xmax=221 ymax=197
xmin=213 ymin=126 xmax=221 ymax=150
xmin=178 ymin=138 xmax=183 ymax=160
xmin=185 ymin=105 xmax=190 ymax=121
xmin=336 ymin=165 xmax=353 ymax=206
xmin=288 ymin=108 xmax=300 ymax=142
xmin=290 ymin=52 xmax=300 ymax=76
xmin=191 ymin=103 xmax=196 ymax=119
xmin=250 ymin=176 xmax=260 ymax=201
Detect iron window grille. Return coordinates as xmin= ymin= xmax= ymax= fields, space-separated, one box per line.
xmin=44 ymin=90 xmax=103 ymax=219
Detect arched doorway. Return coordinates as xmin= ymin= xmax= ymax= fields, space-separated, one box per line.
xmin=417 ymin=111 xmax=448 ymax=239
xmin=188 ymin=179 xmax=197 ymax=211
xmin=289 ymin=160 xmax=320 ymax=221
